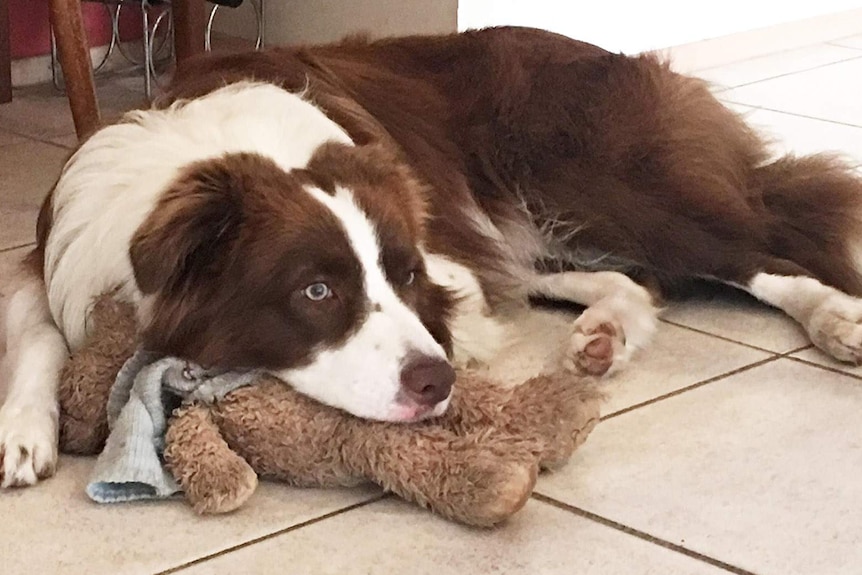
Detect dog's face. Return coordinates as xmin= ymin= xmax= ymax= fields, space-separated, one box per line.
xmin=129 ymin=143 xmax=456 ymax=422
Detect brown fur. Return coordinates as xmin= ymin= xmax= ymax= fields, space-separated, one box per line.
xmin=58 ymin=294 xmax=600 ymax=527
xmin=162 ymin=26 xmax=862 ymax=303
xmin=127 ymin=143 xmax=456 ymax=371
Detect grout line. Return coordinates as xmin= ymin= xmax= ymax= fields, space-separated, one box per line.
xmin=784 ymin=354 xmax=862 ymax=382
xmin=601 ymin=355 xmax=780 ymax=421
xmin=691 ymin=37 xmax=859 ymax=73
xmin=826 ymin=40 xmax=862 ymax=51
xmin=0 ymin=242 xmax=35 ymax=254
xmin=718 ymin=98 xmax=862 ymax=130
xmin=154 ymin=494 xmax=388 ymax=575
xmin=6 ymin=130 xmax=76 ymax=151
xmin=531 ymin=494 xmax=758 ymax=575
xmin=781 ymin=344 xmax=814 ymax=356
xmin=658 ymin=318 xmax=780 ymax=354
xmin=708 ymin=52 xmax=862 ymax=93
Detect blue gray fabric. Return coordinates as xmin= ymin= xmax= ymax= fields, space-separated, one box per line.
xmin=86 ymin=349 xmax=259 ymax=504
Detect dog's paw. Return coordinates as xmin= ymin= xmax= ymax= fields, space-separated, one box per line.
xmin=565 ymin=305 xmax=629 ymax=376
xmin=564 ymin=294 xmax=659 ymax=377
xmin=0 ymin=404 xmax=58 ymax=488
xmin=808 ymin=295 xmax=862 ymax=364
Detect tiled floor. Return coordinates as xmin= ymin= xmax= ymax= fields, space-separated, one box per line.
xmin=2 ymin=27 xmax=862 ymax=575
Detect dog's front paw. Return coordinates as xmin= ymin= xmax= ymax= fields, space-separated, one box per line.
xmin=564 ymin=294 xmax=659 ymax=377
xmin=0 ymin=404 xmax=58 ymax=488
xmin=566 ymin=308 xmax=627 ymax=376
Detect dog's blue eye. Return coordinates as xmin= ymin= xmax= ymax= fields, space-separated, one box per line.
xmin=303 ymin=282 xmax=331 ymax=301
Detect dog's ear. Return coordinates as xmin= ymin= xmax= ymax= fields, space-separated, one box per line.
xmin=130 ymin=159 xmax=243 ymax=295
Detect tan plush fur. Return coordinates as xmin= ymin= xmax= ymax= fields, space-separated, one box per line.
xmin=58 ymin=294 xmax=601 ymax=527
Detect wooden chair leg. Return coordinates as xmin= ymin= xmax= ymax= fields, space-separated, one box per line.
xmin=0 ymin=0 xmax=12 ymax=104
xmin=172 ymin=0 xmax=206 ymax=65
xmin=48 ymin=0 xmax=100 ymax=139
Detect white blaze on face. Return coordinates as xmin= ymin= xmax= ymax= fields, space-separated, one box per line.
xmin=274 ymin=186 xmax=450 ymax=421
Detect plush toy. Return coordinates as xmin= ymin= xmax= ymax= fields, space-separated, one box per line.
xmin=58 ymin=294 xmax=601 ymax=527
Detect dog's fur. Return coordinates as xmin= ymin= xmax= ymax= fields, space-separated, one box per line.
xmin=3 ymin=26 xmax=862 ymax=487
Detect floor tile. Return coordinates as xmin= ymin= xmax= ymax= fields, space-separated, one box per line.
xmin=722 ymin=58 xmax=862 ymax=127
xmin=174 ymin=498 xmax=729 ymax=575
xmin=601 ymin=323 xmax=769 ymax=415
xmin=0 ymin=140 xmax=66 ymax=250
xmin=0 ymin=205 xmax=39 ymax=252
xmin=0 ymin=81 xmax=145 ymax=140
xmin=662 ymin=291 xmax=810 ymax=353
xmin=733 ymin=106 xmax=862 ymax=160
xmin=790 ymin=348 xmax=862 ymax=378
xmin=0 ymin=140 xmax=68 ymax=208
xmin=470 ymin=310 xmax=767 ymax=417
xmin=0 ymin=128 xmax=27 ymax=147
xmin=48 ymin=133 xmax=81 ymax=149
xmin=537 ymin=359 xmax=862 ymax=575
xmin=830 ymin=34 xmax=862 ymax=50
xmin=0 ymin=84 xmax=77 ymax=139
xmin=698 ymin=43 xmax=861 ymax=91
xmin=0 ymin=456 xmax=380 ymax=575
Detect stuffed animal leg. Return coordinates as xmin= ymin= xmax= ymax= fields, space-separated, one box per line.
xmin=164 ymin=403 xmax=257 ymax=514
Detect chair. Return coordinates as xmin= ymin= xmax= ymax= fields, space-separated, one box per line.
xmin=1 ymin=0 xmax=11 ymax=103
xmin=50 ymin=0 xmax=264 ymax=101
xmin=48 ymin=0 xmax=206 ymax=140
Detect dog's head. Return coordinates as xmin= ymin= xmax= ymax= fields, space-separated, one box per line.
xmin=129 ymin=142 xmax=456 ymax=422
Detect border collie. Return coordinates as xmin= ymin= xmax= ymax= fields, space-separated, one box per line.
xmin=2 ymin=26 xmax=861 ymax=487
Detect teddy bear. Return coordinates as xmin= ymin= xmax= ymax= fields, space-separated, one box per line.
xmin=58 ymin=293 xmax=601 ymax=527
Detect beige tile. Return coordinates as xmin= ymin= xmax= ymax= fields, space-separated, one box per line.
xmin=0 ymin=84 xmax=77 ymax=139
xmin=601 ymin=323 xmax=769 ymax=415
xmin=699 ymin=43 xmax=861 ymax=91
xmin=0 ymin=128 xmax=27 ymax=147
xmin=662 ymin=291 xmax=810 ymax=353
xmin=0 ymin=81 xmax=145 ymax=140
xmin=48 ymin=133 xmax=81 ymax=149
xmin=732 ymin=106 xmax=862 ymax=160
xmin=0 ymin=205 xmax=39 ymax=251
xmin=472 ymin=309 xmax=766 ymax=416
xmin=723 ymin=58 xmax=862 ymax=127
xmin=830 ymin=34 xmax=862 ymax=50
xmin=174 ymin=498 xmax=729 ymax=575
xmin=537 ymin=359 xmax=862 ymax=575
xmin=0 ymin=456 xmax=380 ymax=575
xmin=791 ymin=348 xmax=862 ymax=378
xmin=0 ymin=140 xmax=68 ymax=208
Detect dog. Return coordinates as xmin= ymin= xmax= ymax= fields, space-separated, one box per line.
xmin=2 ymin=26 xmax=861 ymax=487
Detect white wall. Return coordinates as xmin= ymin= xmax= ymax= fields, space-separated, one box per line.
xmin=264 ymin=0 xmax=458 ymax=45
xmin=458 ymin=1 xmax=862 ymax=53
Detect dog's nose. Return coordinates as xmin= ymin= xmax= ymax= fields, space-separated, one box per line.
xmin=400 ymin=356 xmax=455 ymax=407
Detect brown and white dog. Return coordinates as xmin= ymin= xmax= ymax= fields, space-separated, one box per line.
xmin=2 ymin=26 xmax=862 ymax=487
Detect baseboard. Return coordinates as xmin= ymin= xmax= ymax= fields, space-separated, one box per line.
xmin=657 ymin=8 xmax=862 ymax=73
xmin=11 ymin=42 xmax=149 ymax=88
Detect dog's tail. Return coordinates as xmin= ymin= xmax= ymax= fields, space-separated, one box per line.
xmin=748 ymin=153 xmax=862 ymax=296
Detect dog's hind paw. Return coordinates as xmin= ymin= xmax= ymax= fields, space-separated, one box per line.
xmin=808 ymin=295 xmax=862 ymax=364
